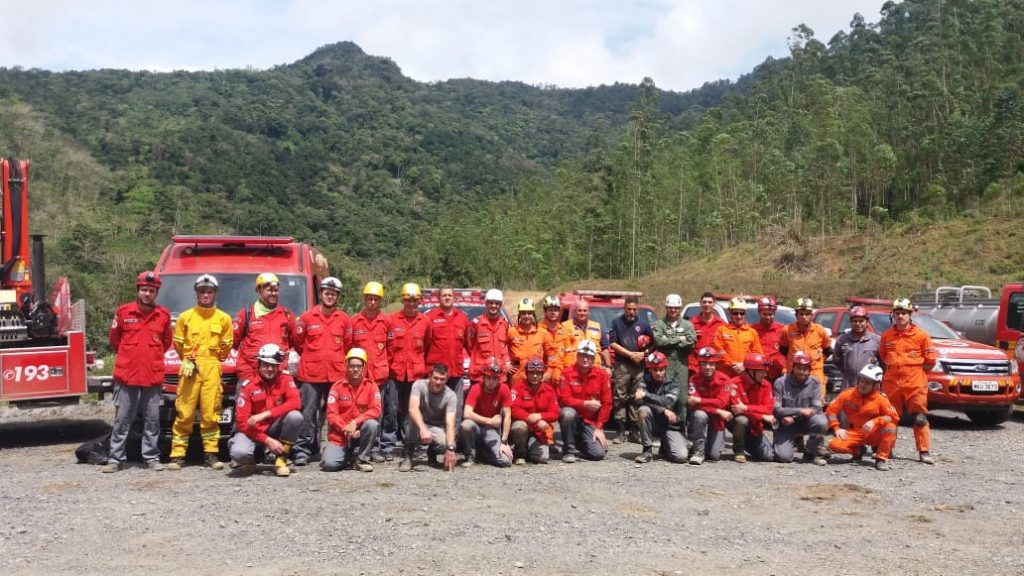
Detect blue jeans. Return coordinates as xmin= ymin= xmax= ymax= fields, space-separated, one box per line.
xmin=376 ymin=379 xmax=399 ymax=456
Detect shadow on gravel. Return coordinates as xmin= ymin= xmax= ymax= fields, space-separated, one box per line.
xmin=919 ymin=412 xmax=1006 ymax=432
xmin=0 ymin=419 xmax=110 ymax=448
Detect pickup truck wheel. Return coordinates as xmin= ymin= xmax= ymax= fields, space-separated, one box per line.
xmin=965 ymin=407 xmax=1013 ymax=426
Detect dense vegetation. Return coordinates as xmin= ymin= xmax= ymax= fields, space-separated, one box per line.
xmin=0 ymin=0 xmax=1022 ymax=351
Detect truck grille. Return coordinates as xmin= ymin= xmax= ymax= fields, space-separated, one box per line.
xmin=940 ymin=359 xmax=1011 ymax=376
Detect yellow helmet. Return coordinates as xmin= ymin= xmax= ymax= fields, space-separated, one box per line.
xmin=892 ymin=298 xmax=913 ymax=312
xmin=345 ymin=347 xmax=368 ymax=364
xmin=362 ymin=281 xmax=385 ymax=298
xmin=401 ymin=282 xmax=422 ymax=299
xmin=727 ymin=297 xmax=747 ymax=311
xmin=255 ymin=272 xmax=280 ymax=290
xmin=518 ymin=298 xmax=536 ymax=314
xmin=795 ymin=297 xmax=815 ymax=312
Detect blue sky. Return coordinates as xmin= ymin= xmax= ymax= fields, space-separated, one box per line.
xmin=1 ymin=1 xmax=884 ymax=92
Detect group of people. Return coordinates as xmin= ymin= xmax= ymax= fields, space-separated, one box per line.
xmin=102 ymin=272 xmax=938 ymax=476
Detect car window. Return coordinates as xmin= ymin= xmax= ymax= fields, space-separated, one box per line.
xmin=869 ymin=313 xmax=893 ymax=334
xmin=816 ymin=311 xmax=838 ymax=333
xmin=1007 ymin=291 xmax=1024 ymax=332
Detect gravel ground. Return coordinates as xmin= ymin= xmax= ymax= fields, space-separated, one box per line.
xmin=1 ymin=402 xmax=1023 ymax=576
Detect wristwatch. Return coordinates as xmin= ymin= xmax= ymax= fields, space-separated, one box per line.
xmin=445 ymin=444 xmax=456 ymax=452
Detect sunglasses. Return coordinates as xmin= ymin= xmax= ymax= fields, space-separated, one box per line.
xmin=730 ymin=311 xmax=745 ymax=316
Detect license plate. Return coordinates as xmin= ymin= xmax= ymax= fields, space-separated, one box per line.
xmin=971 ymin=381 xmax=999 ymax=392
xmin=219 ymin=407 xmax=234 ymax=424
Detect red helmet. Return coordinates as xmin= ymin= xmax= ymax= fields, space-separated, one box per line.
xmin=743 ymin=353 xmax=767 ymax=370
xmin=792 ymin=351 xmax=813 ymax=366
xmin=524 ymin=357 xmax=545 ymax=373
xmin=136 ymin=270 xmax=161 ymax=289
xmin=757 ymin=296 xmax=777 ymax=311
xmin=849 ymin=306 xmax=869 ymax=319
xmin=483 ymin=357 xmax=502 ymax=375
xmin=645 ymin=351 xmax=668 ymax=369
xmin=697 ymin=347 xmax=722 ymax=363
xmin=637 ymin=334 xmax=652 ymax=350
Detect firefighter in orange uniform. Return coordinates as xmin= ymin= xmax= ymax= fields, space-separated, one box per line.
xmin=556 ymin=299 xmax=610 ymax=375
xmin=539 ymin=295 xmax=570 ymax=381
xmin=825 ymin=364 xmax=899 ymax=471
xmin=713 ymin=298 xmax=763 ymax=376
xmin=878 ymin=298 xmax=938 ymax=465
xmin=507 ymin=298 xmax=557 ymax=381
xmin=779 ymin=297 xmax=832 ymax=399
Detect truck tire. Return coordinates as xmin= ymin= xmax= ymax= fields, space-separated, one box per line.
xmin=965 ymin=407 xmax=1013 ymax=426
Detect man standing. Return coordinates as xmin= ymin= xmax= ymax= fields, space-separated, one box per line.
xmin=510 ymin=357 xmax=560 ymax=465
xmin=460 ymin=358 xmax=514 ymax=468
xmin=634 ymin=351 xmax=688 ymax=464
xmin=167 ymin=274 xmax=233 ymax=471
xmin=386 ymin=283 xmax=431 ymax=459
xmin=557 ymin=341 xmax=612 ymax=462
xmin=102 ymin=271 xmax=173 ymax=473
xmin=321 ymin=348 xmax=381 ymax=473
xmin=349 ymin=281 xmax=391 ymax=461
xmin=689 ymin=292 xmax=725 ymax=376
xmin=507 ymin=298 xmax=557 ymax=380
xmin=423 ymin=286 xmax=471 ymax=427
xmin=752 ymin=296 xmax=786 ymax=381
xmin=233 ymin=272 xmax=297 ymax=385
xmin=713 ymin=298 xmax=763 ymax=376
xmin=825 ymin=364 xmax=899 ymax=471
xmin=651 ymin=293 xmax=696 ymax=389
xmin=773 ymin=351 xmax=829 ymax=465
xmin=556 ymin=300 xmax=610 ymax=375
xmin=779 ymin=297 xmax=832 ymax=399
xmin=229 ymin=344 xmax=303 ymax=477
xmin=539 ymin=295 xmax=570 ymax=383
xmin=608 ymin=296 xmax=654 ymax=443
xmin=468 ymin=289 xmax=512 ymax=383
xmin=686 ymin=347 xmax=734 ymax=465
xmin=729 ymin=353 xmax=776 ymax=463
xmin=399 ymin=364 xmax=458 ymax=472
xmin=833 ymin=306 xmax=881 ymax=391
xmin=879 ymin=298 xmax=938 ymax=465
xmin=292 ymin=277 xmax=350 ymax=466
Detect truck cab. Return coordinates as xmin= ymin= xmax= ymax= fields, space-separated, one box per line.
xmin=153 ymin=235 xmax=328 ymax=454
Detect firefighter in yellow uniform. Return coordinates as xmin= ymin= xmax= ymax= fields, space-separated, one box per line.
xmin=167 ymin=274 xmax=234 ymax=470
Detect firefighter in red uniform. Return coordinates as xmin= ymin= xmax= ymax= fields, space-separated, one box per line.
xmin=386 ymin=283 xmax=432 ymax=460
xmin=509 ymin=357 xmax=560 ymax=464
xmin=468 ymin=289 xmax=511 ymax=382
xmin=349 ymin=281 xmax=391 ymax=461
xmin=102 ymin=271 xmax=173 ymax=473
xmin=686 ymin=347 xmax=734 ymax=465
xmin=728 ymin=353 xmax=776 ymax=463
xmin=879 ymin=298 xmax=938 ymax=465
xmin=689 ymin=292 xmax=725 ymax=376
xmin=826 ymin=364 xmax=899 ymax=471
xmin=424 ymin=286 xmax=471 ymax=428
xmin=557 ymin=340 xmax=612 ymax=462
xmin=229 ymin=343 xmax=302 ymax=477
xmin=232 ymin=272 xmax=297 ymax=385
xmin=752 ymin=296 xmax=786 ymax=381
xmin=321 ymin=348 xmax=382 ymax=472
xmin=291 ymin=277 xmax=350 ymax=466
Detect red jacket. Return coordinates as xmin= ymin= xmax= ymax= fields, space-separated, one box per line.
xmin=294 ymin=307 xmax=351 ymax=383
xmin=109 ymin=301 xmax=173 ymax=386
xmin=386 ymin=311 xmax=431 ymax=382
xmin=557 ymin=365 xmax=612 ymax=429
xmin=753 ymin=320 xmax=786 ymax=380
xmin=326 ymin=375 xmax=382 ymax=447
xmin=511 ymin=377 xmax=560 ymax=441
xmin=424 ymin=307 xmax=470 ymax=378
xmin=468 ymin=313 xmax=510 ymax=381
xmin=731 ymin=372 xmax=775 ymax=435
xmin=233 ymin=305 xmax=297 ymax=375
xmin=689 ymin=314 xmax=725 ymax=373
xmin=235 ymin=372 xmax=301 ymax=444
xmin=688 ymin=371 xmax=733 ymax=430
xmin=348 ymin=310 xmax=390 ymax=386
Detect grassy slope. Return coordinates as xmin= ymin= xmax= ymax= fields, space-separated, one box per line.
xmin=564 ymin=217 xmax=1024 ymax=311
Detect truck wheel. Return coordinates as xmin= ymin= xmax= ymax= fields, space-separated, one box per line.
xmin=965 ymin=407 xmax=1013 ymax=426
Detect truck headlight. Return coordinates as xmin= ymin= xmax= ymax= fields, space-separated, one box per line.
xmin=1011 ymin=360 xmax=1019 ymax=375
xmin=927 ymin=381 xmax=943 ymax=391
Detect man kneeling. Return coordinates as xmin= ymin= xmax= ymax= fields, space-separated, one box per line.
xmin=400 ymin=364 xmax=457 ymax=472
xmin=460 ymin=357 xmax=514 ymax=468
xmin=322 ymin=348 xmax=381 ymax=472
xmin=825 ymin=364 xmax=898 ymax=471
xmin=634 ymin=352 xmax=687 ymax=463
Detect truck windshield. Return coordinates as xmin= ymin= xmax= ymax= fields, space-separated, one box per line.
xmin=868 ymin=312 xmax=960 ymax=340
xmin=156 ymin=274 xmax=308 ymax=320
xmin=585 ymin=307 xmax=657 ymax=336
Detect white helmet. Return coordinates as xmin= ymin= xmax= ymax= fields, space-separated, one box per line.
xmin=665 ymin=294 xmax=683 ymax=307
xmin=194 ymin=274 xmax=219 ymax=289
xmin=485 ymin=288 xmax=504 ymax=302
xmin=576 ymin=340 xmax=598 ymax=357
xmin=257 ymin=343 xmax=285 ymax=365
xmin=858 ymin=364 xmax=884 ymax=384
xmin=320 ymin=276 xmax=343 ymax=293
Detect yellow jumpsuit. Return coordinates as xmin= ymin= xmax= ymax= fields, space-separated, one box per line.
xmin=170 ymin=305 xmax=233 ymax=457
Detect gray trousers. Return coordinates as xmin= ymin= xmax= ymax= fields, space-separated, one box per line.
xmin=773 ymin=414 xmax=828 ymax=463
xmin=460 ymin=420 xmax=512 ymax=467
xmin=637 ymin=405 xmax=688 ymax=462
xmin=109 ymin=383 xmax=161 ymax=463
xmin=730 ymin=415 xmax=774 ymax=461
xmin=688 ymin=410 xmax=726 ymax=460
xmin=611 ymin=362 xmax=644 ymax=425
xmin=509 ymin=420 xmax=550 ymax=463
xmin=229 ymin=410 xmax=303 ymax=463
xmin=321 ymin=420 xmax=379 ymax=471
xmin=406 ymin=420 xmax=447 ymax=453
xmin=294 ymin=381 xmax=331 ymax=459
xmin=447 ymin=377 xmax=467 ymax=434
xmin=558 ymin=407 xmax=606 ymax=461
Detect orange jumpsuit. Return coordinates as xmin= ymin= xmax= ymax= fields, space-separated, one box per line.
xmin=826 ymin=387 xmax=899 ymax=460
xmin=556 ymin=319 xmax=605 ymax=373
xmin=879 ymin=323 xmax=937 ymax=452
xmin=779 ymin=323 xmax=830 ymax=398
xmin=713 ymin=323 xmax=763 ymax=368
xmin=507 ymin=324 xmax=558 ymax=379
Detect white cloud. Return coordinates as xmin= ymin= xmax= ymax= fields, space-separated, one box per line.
xmin=0 ymin=0 xmax=885 ymax=91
